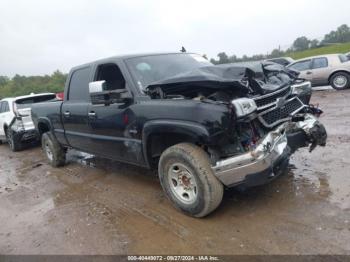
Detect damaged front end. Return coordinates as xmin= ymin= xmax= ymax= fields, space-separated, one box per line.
xmin=146 ymin=60 xmax=327 ymax=188
xmin=212 ymin=113 xmax=326 ymax=187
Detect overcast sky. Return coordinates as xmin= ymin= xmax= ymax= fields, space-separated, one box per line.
xmin=0 ymin=0 xmax=349 ymax=76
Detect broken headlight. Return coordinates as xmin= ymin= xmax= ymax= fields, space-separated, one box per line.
xmin=291 ymin=81 xmax=312 ymax=95
xmin=231 ymin=98 xmax=257 ymax=118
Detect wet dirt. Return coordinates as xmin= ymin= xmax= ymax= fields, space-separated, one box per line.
xmin=0 ymin=89 xmax=349 ymax=255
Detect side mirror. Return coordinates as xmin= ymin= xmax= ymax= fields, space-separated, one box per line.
xmin=89 ymin=81 xmax=133 ymax=105
xmin=89 ymin=80 xmax=106 ymax=94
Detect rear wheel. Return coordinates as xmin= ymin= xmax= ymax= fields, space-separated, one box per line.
xmin=158 ymin=143 xmax=223 ymax=217
xmin=330 ymin=72 xmax=350 ymax=90
xmin=6 ymin=129 xmax=22 ymax=152
xmin=41 ymin=132 xmax=66 ymax=167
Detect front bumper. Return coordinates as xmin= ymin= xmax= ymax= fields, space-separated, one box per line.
xmin=212 ymin=114 xmax=326 ymax=188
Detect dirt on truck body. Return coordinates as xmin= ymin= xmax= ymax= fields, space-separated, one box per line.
xmin=0 ymin=90 xmax=349 ymax=255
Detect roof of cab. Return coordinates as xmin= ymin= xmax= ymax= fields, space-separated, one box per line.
xmin=70 ymin=52 xmax=195 ymax=71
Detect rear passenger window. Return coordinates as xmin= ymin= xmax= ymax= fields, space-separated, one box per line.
xmin=312 ymin=58 xmax=328 ymax=69
xmin=68 ymin=67 xmax=91 ymax=101
xmin=0 ymin=101 xmax=9 ymax=113
xmin=339 ymin=54 xmax=349 ymax=63
xmin=3 ymin=101 xmax=9 ymax=112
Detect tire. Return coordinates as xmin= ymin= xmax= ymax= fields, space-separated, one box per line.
xmin=330 ymin=72 xmax=350 ymax=90
xmin=5 ymin=129 xmax=22 ymax=152
xmin=158 ymin=143 xmax=224 ymax=218
xmin=41 ymin=132 xmax=66 ymax=167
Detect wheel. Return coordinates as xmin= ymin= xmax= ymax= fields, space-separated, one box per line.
xmin=41 ymin=132 xmax=66 ymax=167
xmin=158 ymin=143 xmax=224 ymax=217
xmin=330 ymin=72 xmax=350 ymax=90
xmin=5 ymin=129 xmax=22 ymax=152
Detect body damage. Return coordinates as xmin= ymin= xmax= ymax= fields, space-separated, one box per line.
xmin=145 ymin=61 xmax=326 ymax=167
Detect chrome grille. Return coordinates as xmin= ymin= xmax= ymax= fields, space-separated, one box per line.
xmin=253 ymin=85 xmax=291 ymax=110
xmin=258 ymin=97 xmax=306 ymax=128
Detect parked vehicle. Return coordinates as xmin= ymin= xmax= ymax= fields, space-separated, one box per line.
xmin=31 ymin=53 xmax=327 ymax=217
xmin=346 ymin=52 xmax=350 ymax=59
xmin=0 ymin=93 xmax=56 ymax=151
xmin=265 ymin=57 xmax=294 ymax=66
xmin=287 ymin=54 xmax=350 ymax=90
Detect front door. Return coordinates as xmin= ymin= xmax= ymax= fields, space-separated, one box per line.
xmin=61 ymin=66 xmax=92 ymax=152
xmin=87 ymin=63 xmax=144 ymax=164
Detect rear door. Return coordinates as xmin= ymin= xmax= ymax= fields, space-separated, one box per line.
xmin=0 ymin=101 xmax=5 ymax=137
xmin=61 ymin=66 xmax=92 ymax=152
xmin=310 ymin=57 xmax=329 ymax=86
xmin=0 ymin=101 xmax=13 ymax=137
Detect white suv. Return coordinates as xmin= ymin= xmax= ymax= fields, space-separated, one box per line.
xmin=0 ymin=93 xmax=56 ymax=151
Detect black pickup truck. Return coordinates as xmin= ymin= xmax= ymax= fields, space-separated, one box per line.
xmin=31 ymin=53 xmax=327 ymax=217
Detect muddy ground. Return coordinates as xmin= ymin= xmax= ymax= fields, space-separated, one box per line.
xmin=0 ymin=89 xmax=349 ymax=255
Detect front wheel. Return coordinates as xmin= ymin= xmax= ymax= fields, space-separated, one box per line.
xmin=41 ymin=132 xmax=66 ymax=167
xmin=330 ymin=72 xmax=350 ymax=90
xmin=158 ymin=143 xmax=224 ymax=218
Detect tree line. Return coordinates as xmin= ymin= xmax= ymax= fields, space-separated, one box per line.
xmin=210 ymin=24 xmax=350 ymax=64
xmin=0 ymin=70 xmax=67 ymax=99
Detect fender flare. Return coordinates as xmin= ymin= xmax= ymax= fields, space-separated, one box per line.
xmin=142 ymin=120 xmax=211 ymax=167
xmin=36 ymin=117 xmax=53 ymax=134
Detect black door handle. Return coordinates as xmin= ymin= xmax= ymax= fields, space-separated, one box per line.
xmin=63 ymin=111 xmax=71 ymax=117
xmin=306 ymin=71 xmax=312 ymax=75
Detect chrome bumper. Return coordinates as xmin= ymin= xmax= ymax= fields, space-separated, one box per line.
xmin=212 ymin=113 xmax=326 ymax=187
xmin=212 ymin=124 xmax=288 ymax=187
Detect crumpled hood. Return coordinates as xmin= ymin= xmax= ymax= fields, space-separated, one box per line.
xmin=147 ymin=66 xmax=251 ymax=97
xmin=146 ymin=61 xmax=300 ymax=97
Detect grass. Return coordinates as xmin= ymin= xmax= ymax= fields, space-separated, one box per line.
xmin=287 ymin=42 xmax=350 ymax=60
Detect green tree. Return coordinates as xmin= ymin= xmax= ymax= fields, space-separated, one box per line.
xmin=0 ymin=71 xmax=67 ymax=98
xmin=293 ymin=36 xmax=310 ymax=51
xmin=323 ymin=24 xmax=350 ymax=44
xmin=310 ymin=39 xmax=319 ymax=48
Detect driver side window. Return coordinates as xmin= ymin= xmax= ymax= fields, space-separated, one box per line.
xmin=95 ymin=63 xmax=126 ymax=91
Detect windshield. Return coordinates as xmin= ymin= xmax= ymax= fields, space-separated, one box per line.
xmin=15 ymin=94 xmax=56 ymax=109
xmin=125 ymin=53 xmax=212 ymax=90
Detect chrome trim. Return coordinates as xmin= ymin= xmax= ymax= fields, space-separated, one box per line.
xmin=212 ymin=124 xmax=288 ymax=187
xmin=253 ymin=85 xmax=291 ymax=110
xmin=258 ymin=97 xmax=307 ymax=128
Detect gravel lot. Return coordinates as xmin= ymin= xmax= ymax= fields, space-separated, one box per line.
xmin=0 ymin=89 xmax=349 ymax=255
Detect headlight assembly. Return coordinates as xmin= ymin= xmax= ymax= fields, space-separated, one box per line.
xmin=291 ymin=81 xmax=312 ymax=95
xmin=231 ymin=98 xmax=257 ymax=118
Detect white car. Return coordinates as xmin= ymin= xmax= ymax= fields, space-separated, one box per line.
xmin=0 ymin=93 xmax=56 ymax=151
